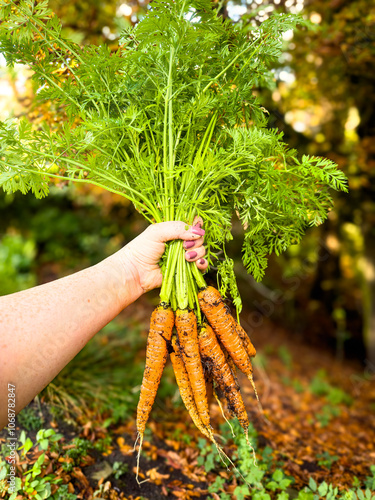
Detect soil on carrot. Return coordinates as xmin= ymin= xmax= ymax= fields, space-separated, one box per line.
xmin=1 ymin=304 xmax=374 ymax=499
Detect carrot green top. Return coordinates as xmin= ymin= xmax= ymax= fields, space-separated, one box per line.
xmin=0 ymin=0 xmax=347 ymax=306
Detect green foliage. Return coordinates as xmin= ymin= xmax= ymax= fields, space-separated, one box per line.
xmin=0 ymin=231 xmax=36 ymax=295
xmin=171 ymin=427 xmax=192 ymax=445
xmin=364 ymin=466 xmax=375 ymax=491
xmin=35 ymin=428 xmax=63 ymax=452
xmin=61 ymin=436 xmax=111 ymax=472
xmin=1 ymin=429 xmax=76 ymax=500
xmin=282 ymin=376 xmax=305 ymax=393
xmin=208 ymin=476 xmax=231 ymax=499
xmin=0 ymin=188 xmax=131 ymax=277
xmin=309 ymin=370 xmax=353 ymax=406
xmin=278 ymin=346 xmax=293 ymax=369
xmin=0 ymin=0 xmax=347 ymax=290
xmin=63 ymin=437 xmax=94 ymax=461
xmin=314 ymin=405 xmax=341 ymax=427
xmin=112 ymin=461 xmax=129 ymax=480
xmin=218 ymin=258 xmax=242 ymax=313
xmin=305 ymin=477 xmax=375 ymax=500
xmin=18 ymin=428 xmax=63 ymax=456
xmin=316 ymin=452 xmax=339 ymax=469
xmin=266 ymin=469 xmax=293 ymax=491
xmin=17 ymin=406 xmax=43 ymax=431
xmin=197 ymin=438 xmax=222 ymax=473
xmin=204 ymin=420 xmax=374 ymax=500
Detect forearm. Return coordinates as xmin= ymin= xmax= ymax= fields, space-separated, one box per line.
xmin=0 ymin=250 xmax=141 ymax=427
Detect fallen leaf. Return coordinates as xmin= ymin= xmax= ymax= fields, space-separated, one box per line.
xmin=90 ymin=461 xmax=113 ymax=482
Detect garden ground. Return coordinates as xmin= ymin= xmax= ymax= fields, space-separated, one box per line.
xmin=1 ymin=297 xmax=374 ymax=499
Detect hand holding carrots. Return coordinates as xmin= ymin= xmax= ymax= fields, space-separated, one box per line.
xmin=122 ymin=216 xmax=208 ymax=293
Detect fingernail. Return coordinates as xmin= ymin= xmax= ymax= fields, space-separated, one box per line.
xmin=184 ymin=240 xmax=195 ymax=249
xmin=199 ymin=258 xmax=205 ymax=265
xmin=192 ymin=227 xmax=205 ymax=236
xmin=187 ymin=251 xmax=197 ymax=259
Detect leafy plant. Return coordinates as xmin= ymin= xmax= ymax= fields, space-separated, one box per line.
xmin=305 ymin=478 xmax=375 ymax=500
xmin=315 ymin=405 xmax=341 ymax=427
xmin=112 ymin=461 xmax=129 ymax=480
xmin=364 ymin=465 xmax=375 ymax=491
xmin=307 ymin=478 xmax=339 ymax=500
xmin=1 ymin=429 xmax=74 ymax=500
xmin=0 ymin=0 xmax=347 ymax=310
xmin=36 ymin=428 xmax=63 ymax=452
xmin=310 ymin=370 xmax=353 ymax=406
xmin=266 ymin=469 xmax=293 ymax=492
xmin=63 ymin=437 xmax=95 ymax=463
xmin=197 ymin=438 xmax=222 ymax=473
xmin=278 ymin=346 xmax=293 ymax=370
xmin=0 ymin=231 xmax=36 ymax=295
xmin=317 ymin=451 xmax=339 ymax=469
xmin=16 ymin=406 xmax=43 ymax=431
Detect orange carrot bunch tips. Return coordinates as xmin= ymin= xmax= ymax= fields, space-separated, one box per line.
xmin=135 ymin=283 xmax=260 ymax=481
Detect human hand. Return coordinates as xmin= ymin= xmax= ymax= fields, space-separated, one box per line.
xmin=120 ymin=217 xmax=208 ymax=293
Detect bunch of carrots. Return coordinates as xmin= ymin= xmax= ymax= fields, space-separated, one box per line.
xmin=136 ymin=275 xmax=259 ymax=476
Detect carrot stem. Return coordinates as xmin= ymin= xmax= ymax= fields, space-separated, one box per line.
xmin=160 ymin=239 xmax=182 ymax=304
xmin=175 ymin=245 xmax=188 ymax=309
xmin=191 ymin=260 xmax=206 ymax=289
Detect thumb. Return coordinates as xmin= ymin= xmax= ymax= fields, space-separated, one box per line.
xmin=145 ymin=221 xmax=205 ymax=244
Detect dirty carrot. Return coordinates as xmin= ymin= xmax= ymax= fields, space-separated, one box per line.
xmin=237 ymin=324 xmax=256 ymax=358
xmin=171 ymin=336 xmax=252 ymax=480
xmin=198 ymin=286 xmax=261 ymax=406
xmin=136 ymin=304 xmax=174 ymax=436
xmin=175 ymin=308 xmax=211 ymax=429
xmin=198 ymin=287 xmax=254 ymax=380
xmin=170 ymin=334 xmax=212 ymax=441
xmin=135 ymin=304 xmax=174 ymax=468
xmin=224 ymin=346 xmax=239 ymax=385
xmin=198 ymin=323 xmax=249 ymax=432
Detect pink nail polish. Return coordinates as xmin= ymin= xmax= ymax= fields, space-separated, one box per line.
xmin=184 ymin=240 xmax=195 ymax=249
xmin=192 ymin=227 xmax=205 ymax=236
xmin=199 ymin=258 xmax=205 ymax=265
xmin=187 ymin=251 xmax=197 ymax=259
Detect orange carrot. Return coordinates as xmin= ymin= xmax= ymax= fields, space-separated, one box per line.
xmin=224 ymin=346 xmax=239 ymax=385
xmin=171 ymin=336 xmax=251 ymax=479
xmin=170 ymin=335 xmax=212 ymax=441
xmin=136 ymin=304 xmax=174 ymax=437
xmin=175 ymin=308 xmax=211 ymax=429
xmin=198 ymin=323 xmax=249 ymax=432
xmin=237 ymin=324 xmax=256 ymax=358
xmin=198 ymin=286 xmax=254 ymax=380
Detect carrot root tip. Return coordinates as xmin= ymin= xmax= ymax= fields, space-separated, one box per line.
xmin=133 ymin=432 xmax=140 ymax=452
xmin=214 ymin=389 xmax=235 ymax=438
xmin=216 ymin=442 xmax=252 ymax=488
xmin=136 ymin=433 xmax=144 ymax=486
xmin=245 ymin=429 xmax=258 ymax=468
xmin=248 ymin=374 xmax=263 ymax=409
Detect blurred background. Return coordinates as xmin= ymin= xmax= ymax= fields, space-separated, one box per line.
xmin=0 ymin=1 xmax=374 ymax=498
